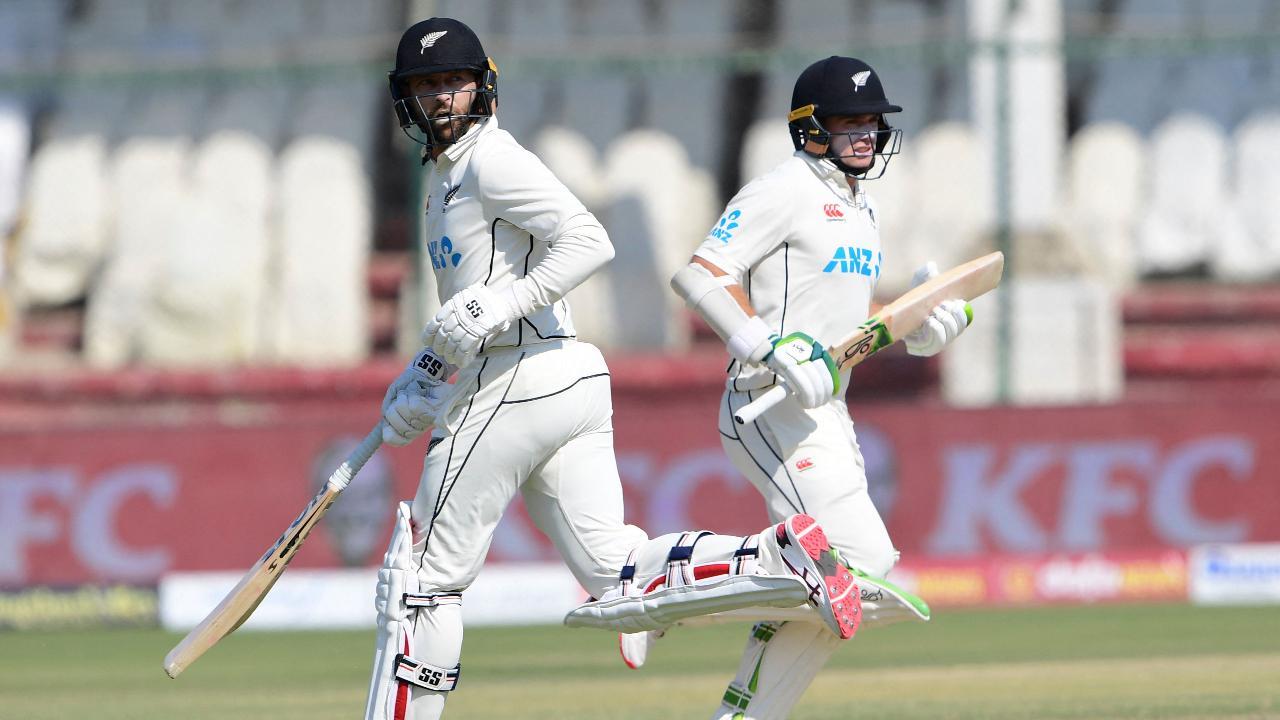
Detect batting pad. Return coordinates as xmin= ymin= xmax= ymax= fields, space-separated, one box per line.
xmin=673 ymin=571 xmax=930 ymax=629
xmin=565 ymin=574 xmax=810 ymax=633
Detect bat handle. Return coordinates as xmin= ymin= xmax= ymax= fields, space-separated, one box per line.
xmin=734 ymin=385 xmax=788 ymax=425
xmin=325 ymin=426 xmax=384 ymax=492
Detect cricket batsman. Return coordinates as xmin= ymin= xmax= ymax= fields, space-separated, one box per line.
xmin=367 ymin=22 xmax=871 ymax=719
xmin=656 ymin=56 xmax=973 ymax=719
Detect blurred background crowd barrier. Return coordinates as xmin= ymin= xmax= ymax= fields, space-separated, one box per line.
xmin=2 ymin=0 xmax=1280 ymax=627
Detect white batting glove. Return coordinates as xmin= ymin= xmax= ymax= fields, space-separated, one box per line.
xmin=381 ymin=348 xmax=455 ymax=446
xmin=765 ymin=332 xmax=840 ymax=409
xmin=902 ymin=261 xmax=973 ymax=358
xmin=422 ymin=283 xmax=521 ymax=367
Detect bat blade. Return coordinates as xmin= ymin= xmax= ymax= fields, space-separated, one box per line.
xmin=162 ymin=484 xmax=339 ymax=678
xmin=832 ymin=251 xmax=1005 ymax=372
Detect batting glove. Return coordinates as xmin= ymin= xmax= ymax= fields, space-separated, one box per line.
xmin=765 ymin=332 xmax=840 ymax=409
xmin=422 ymin=283 xmax=521 ymax=367
xmin=902 ymin=261 xmax=973 ymax=358
xmin=381 ymin=348 xmax=455 ymax=446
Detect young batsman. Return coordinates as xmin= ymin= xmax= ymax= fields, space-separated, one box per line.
xmin=664 ymin=56 xmax=970 ymax=719
xmin=368 ymin=21 xmax=864 ymax=720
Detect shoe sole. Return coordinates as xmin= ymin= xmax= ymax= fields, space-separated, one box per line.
xmin=779 ymin=514 xmax=861 ymax=639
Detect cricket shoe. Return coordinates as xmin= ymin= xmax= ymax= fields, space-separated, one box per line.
xmin=774 ymin=514 xmax=861 ymax=639
xmin=618 ymin=628 xmax=664 ymax=669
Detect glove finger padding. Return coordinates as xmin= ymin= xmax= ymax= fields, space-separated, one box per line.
xmin=905 ymin=299 xmax=972 ymax=357
xmin=383 ymin=392 xmax=440 ymax=446
xmin=766 ymin=332 xmax=839 ymax=409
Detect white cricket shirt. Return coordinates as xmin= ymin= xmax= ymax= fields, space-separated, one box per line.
xmin=422 ymin=116 xmax=612 ymax=353
xmin=693 ymin=151 xmax=883 ymax=391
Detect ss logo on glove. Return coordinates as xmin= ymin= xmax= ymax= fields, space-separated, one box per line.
xmin=464 ymin=299 xmax=484 ymax=319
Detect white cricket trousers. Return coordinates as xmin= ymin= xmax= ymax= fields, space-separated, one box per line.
xmin=413 ymin=339 xmax=647 ymax=598
xmin=712 ymin=389 xmax=897 ymax=720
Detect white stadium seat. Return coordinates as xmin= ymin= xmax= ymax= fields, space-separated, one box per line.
xmin=1059 ymin=121 xmax=1145 ymax=289
xmin=1136 ymin=113 xmax=1228 ymax=277
xmin=1218 ymin=112 xmax=1280 ymax=280
xmin=902 ymin=122 xmax=994 ymax=277
xmin=137 ymin=131 xmax=275 ymax=366
xmin=270 ymin=136 xmax=371 ymax=365
xmin=84 ymin=137 xmax=191 ymax=367
xmin=14 ymin=134 xmax=109 ymax=307
xmin=739 ymin=120 xmax=794 ymax=183
xmin=0 ymin=99 xmax=28 ymax=238
xmin=601 ymin=129 xmax=700 ymax=350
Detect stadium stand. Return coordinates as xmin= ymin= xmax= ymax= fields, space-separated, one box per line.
xmin=1136 ymin=113 xmax=1226 ymax=278
xmin=1059 ymin=121 xmax=1144 ymax=290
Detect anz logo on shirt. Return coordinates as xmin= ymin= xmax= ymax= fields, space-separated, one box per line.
xmin=428 ymin=236 xmax=462 ymax=270
xmin=708 ymin=209 xmax=742 ymax=243
xmin=823 ymin=246 xmax=881 ymax=278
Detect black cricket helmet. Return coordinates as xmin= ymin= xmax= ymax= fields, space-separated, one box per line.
xmin=788 ymin=56 xmax=902 ymax=179
xmin=389 ymin=17 xmax=498 ymax=150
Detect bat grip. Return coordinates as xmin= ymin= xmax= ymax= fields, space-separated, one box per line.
xmin=325 ymin=426 xmax=384 ymax=492
xmin=733 ymin=385 xmax=788 ymax=425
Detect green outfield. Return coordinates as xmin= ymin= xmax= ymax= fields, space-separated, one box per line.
xmin=2 ymin=603 xmax=1277 ymax=719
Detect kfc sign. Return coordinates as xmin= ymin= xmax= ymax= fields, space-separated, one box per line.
xmin=927 ymin=436 xmax=1254 ymax=555
xmin=0 ymin=465 xmax=177 ymax=583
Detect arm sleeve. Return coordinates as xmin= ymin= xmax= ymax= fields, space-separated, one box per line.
xmin=475 ymin=140 xmax=613 ymax=316
xmin=690 ymin=176 xmax=790 ymax=283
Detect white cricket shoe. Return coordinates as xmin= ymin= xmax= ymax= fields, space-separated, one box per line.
xmin=619 ymin=628 xmax=663 ymax=669
xmin=774 ymin=513 xmax=862 ymax=639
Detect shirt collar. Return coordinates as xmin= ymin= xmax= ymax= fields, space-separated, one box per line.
xmin=797 ymin=150 xmax=864 ymax=206
xmin=436 ymin=115 xmax=498 ymax=164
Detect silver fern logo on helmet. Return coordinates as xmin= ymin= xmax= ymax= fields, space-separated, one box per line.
xmin=420 ymin=31 xmax=448 ymax=53
xmin=851 ymin=70 xmax=871 ymax=92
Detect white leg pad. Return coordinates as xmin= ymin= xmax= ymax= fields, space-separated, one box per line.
xmin=365 ymin=502 xmax=463 ymax=720
xmin=567 ymin=530 xmax=810 ymax=633
xmin=567 ymin=573 xmax=808 ymax=632
xmin=687 ymin=571 xmax=930 ymax=629
xmin=710 ymin=621 xmax=839 ymax=720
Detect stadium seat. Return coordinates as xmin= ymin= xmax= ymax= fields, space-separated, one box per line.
xmin=270 ymin=135 xmax=371 ymax=365
xmin=1059 ymin=122 xmax=1144 ymax=289
xmin=739 ymin=119 xmax=793 ymax=183
xmin=532 ymin=125 xmax=615 ymax=347
xmin=1218 ymin=112 xmax=1280 ymax=281
xmin=84 ymin=137 xmax=192 ymax=367
xmin=13 ymin=134 xmax=109 ymax=307
xmin=601 ymin=129 xmax=700 ymax=350
xmin=903 ymin=122 xmax=994 ymax=275
xmin=137 ymin=131 xmax=274 ymax=366
xmin=1136 ymin=113 xmax=1227 ymax=278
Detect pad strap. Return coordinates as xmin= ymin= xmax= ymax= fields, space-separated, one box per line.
xmin=394 ymin=654 xmax=461 ymax=692
xmin=732 ymin=534 xmax=761 ymax=576
xmin=665 ymin=531 xmax=713 ymax=589
xmin=404 ymin=592 xmax=463 ymax=608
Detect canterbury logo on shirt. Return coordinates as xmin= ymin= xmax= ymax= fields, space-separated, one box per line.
xmin=823 ymin=247 xmax=881 ymax=277
xmin=823 ymin=204 xmax=845 ymax=219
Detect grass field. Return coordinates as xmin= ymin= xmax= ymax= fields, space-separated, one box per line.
xmin=2 ymin=603 xmax=1278 ymax=719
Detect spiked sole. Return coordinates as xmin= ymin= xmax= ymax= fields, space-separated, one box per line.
xmin=781 ymin=514 xmax=862 ymax=639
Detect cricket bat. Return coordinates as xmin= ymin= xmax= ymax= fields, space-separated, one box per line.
xmin=162 ymin=425 xmax=383 ymax=678
xmin=733 ymin=251 xmax=1005 ymax=425
xmin=163 ymin=349 xmax=453 ymax=679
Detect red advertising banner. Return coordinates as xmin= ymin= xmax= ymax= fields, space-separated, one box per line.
xmin=2 ymin=370 xmax=1278 ymax=587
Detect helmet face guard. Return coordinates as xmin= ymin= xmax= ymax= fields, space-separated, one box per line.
xmin=788 ymin=104 xmax=902 ymax=180
xmin=388 ymin=18 xmax=498 ymax=152
xmin=389 ymin=58 xmax=498 ymax=149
